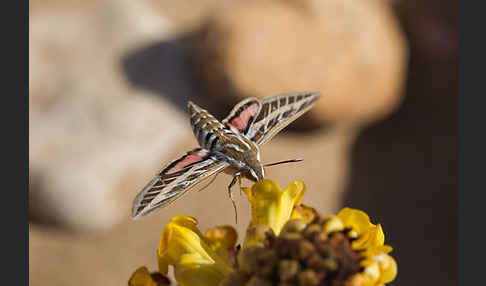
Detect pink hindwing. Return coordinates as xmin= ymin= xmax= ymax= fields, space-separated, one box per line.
xmin=222 ymin=98 xmax=262 ymax=134
xmin=165 ymin=149 xmax=209 ymax=174
xmin=227 ymin=103 xmax=260 ymax=133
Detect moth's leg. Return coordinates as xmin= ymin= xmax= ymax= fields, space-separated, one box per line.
xmin=228 ymin=173 xmax=240 ymax=224
xmin=196 ymin=173 xmax=219 ymax=192
xmin=238 ymin=176 xmax=243 ymax=195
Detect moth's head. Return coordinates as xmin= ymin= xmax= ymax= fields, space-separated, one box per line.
xmin=246 ymin=159 xmax=265 ymax=182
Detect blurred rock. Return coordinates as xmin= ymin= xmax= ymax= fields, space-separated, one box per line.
xmin=29 ymin=0 xmax=223 ymax=32
xmin=29 ymin=0 xmax=95 ymax=12
xmin=29 ymin=0 xmax=172 ymax=120
xmin=29 ymin=91 xmax=191 ymax=232
xmin=29 ymin=0 xmax=192 ymax=232
xmin=191 ymin=0 xmax=408 ymax=127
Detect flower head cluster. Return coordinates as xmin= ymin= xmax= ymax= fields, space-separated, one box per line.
xmin=128 ymin=179 xmax=397 ymax=286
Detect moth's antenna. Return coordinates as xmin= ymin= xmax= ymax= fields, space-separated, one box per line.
xmin=264 ymin=158 xmax=304 ymax=167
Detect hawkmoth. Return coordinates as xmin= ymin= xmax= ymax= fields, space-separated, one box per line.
xmin=132 ymin=92 xmax=322 ymax=219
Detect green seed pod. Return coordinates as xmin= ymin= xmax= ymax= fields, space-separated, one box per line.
xmin=245 ymin=224 xmax=274 ymax=247
xmin=220 ymin=272 xmax=249 ymax=286
xmin=298 ymin=269 xmax=321 ymax=286
xmin=297 ymin=239 xmax=316 ymax=260
xmin=277 ymin=283 xmax=294 ymax=286
xmin=302 ymin=224 xmax=322 ymax=240
xmin=280 ymin=219 xmax=307 ymax=235
xmin=280 ymin=232 xmax=303 ymax=242
xmin=257 ymin=249 xmax=278 ymax=278
xmin=278 ymin=259 xmax=300 ymax=282
xmin=321 ymin=257 xmax=339 ymax=272
xmin=246 ymin=276 xmax=273 ymax=286
xmin=230 ymin=214 xmax=362 ymax=286
xmin=237 ymin=245 xmax=266 ymax=274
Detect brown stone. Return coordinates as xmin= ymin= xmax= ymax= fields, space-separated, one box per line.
xmin=29 ymin=0 xmax=182 ymax=232
xmin=192 ymin=0 xmax=408 ymax=126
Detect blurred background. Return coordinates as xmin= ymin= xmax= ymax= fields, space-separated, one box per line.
xmin=29 ymin=0 xmax=457 ymax=285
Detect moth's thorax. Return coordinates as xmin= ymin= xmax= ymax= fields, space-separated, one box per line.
xmin=189 ymin=101 xmax=259 ymax=152
xmin=213 ymin=136 xmax=263 ymax=181
xmin=221 ymin=156 xmax=264 ymax=182
xmin=188 ymin=101 xmax=264 ymax=181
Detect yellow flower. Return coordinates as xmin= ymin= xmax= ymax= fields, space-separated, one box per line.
xmin=204 ymin=225 xmax=238 ymax=255
xmin=128 ymin=266 xmax=170 ymax=286
xmin=290 ymin=203 xmax=318 ymax=224
xmin=242 ymin=179 xmax=306 ymax=235
xmin=129 ymin=180 xmax=397 ymax=286
xmin=157 ymin=215 xmax=234 ymax=286
xmin=337 ymin=208 xmax=385 ymax=250
xmin=354 ymin=253 xmax=397 ymax=286
xmin=336 ymin=207 xmax=397 ymax=285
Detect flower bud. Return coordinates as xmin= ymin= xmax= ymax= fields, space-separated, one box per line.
xmin=278 ymin=259 xmax=300 ymax=282
xmin=280 ymin=219 xmax=307 ymax=235
xmin=246 ymin=276 xmax=272 ymax=286
xmin=297 ymin=269 xmax=321 ymax=286
xmin=219 ymin=272 xmax=249 ymax=286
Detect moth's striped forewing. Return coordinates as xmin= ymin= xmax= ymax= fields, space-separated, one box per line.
xmin=131 ymin=148 xmax=228 ymax=218
xmin=223 ymin=92 xmax=321 ymax=145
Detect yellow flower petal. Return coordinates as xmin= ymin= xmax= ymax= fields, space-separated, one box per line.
xmin=128 ymin=266 xmax=170 ymax=286
xmin=290 ymin=204 xmax=317 ymax=224
xmin=379 ymin=245 xmax=393 ymax=254
xmin=335 ymin=208 xmax=396 ymax=284
xmin=322 ymin=215 xmax=344 ymax=234
xmin=243 ymin=224 xmax=272 ymax=248
xmin=337 ymin=208 xmax=373 ymax=235
xmin=174 ymin=253 xmax=228 ymax=286
xmin=375 ymin=254 xmax=397 ymax=284
xmin=370 ymin=224 xmax=385 ymax=247
xmin=359 ymin=253 xmax=397 ymax=285
xmin=337 ymin=208 xmax=387 ymax=251
xmin=361 ymin=260 xmax=381 ymax=286
xmin=353 ymin=224 xmax=385 ymax=250
xmin=243 ymin=179 xmax=306 ymax=235
xmin=281 ymin=180 xmax=306 ymax=207
xmin=362 ymin=245 xmax=394 ymax=258
xmin=204 ymin=225 xmax=238 ymax=265
xmin=157 ymin=215 xmax=233 ymax=285
xmin=205 ymin=225 xmax=238 ymax=251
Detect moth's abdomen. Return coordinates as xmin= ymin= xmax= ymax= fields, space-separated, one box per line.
xmin=188 ymin=101 xmax=226 ymax=150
